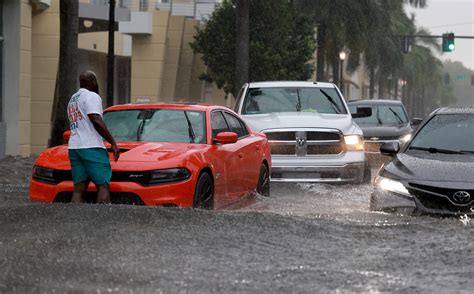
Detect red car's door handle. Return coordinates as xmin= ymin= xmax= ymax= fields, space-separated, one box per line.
xmin=256 ymin=145 xmax=260 ymax=151
xmin=238 ymin=153 xmax=243 ymax=159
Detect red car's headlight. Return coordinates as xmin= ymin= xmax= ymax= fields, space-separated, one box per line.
xmin=32 ymin=166 xmax=56 ymax=184
xmin=148 ymin=168 xmax=191 ymax=185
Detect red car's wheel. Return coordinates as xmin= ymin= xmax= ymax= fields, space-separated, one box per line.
xmin=193 ymin=172 xmax=214 ymax=209
xmin=256 ymin=163 xmax=270 ymax=197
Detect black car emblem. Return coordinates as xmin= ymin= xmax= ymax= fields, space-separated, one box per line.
xmin=452 ymin=191 xmax=471 ymax=204
xmin=297 ymin=138 xmax=306 ymax=147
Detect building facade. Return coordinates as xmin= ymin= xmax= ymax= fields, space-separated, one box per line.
xmin=0 ymin=0 xmax=226 ymax=159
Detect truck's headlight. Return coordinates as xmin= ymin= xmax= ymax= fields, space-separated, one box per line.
xmin=375 ymin=176 xmax=410 ymax=196
xmin=344 ymin=135 xmax=364 ymax=151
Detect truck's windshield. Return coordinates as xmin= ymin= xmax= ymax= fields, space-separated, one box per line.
xmin=242 ymin=87 xmax=347 ymax=115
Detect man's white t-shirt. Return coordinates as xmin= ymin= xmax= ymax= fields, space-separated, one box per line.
xmin=67 ymin=88 xmax=106 ymax=149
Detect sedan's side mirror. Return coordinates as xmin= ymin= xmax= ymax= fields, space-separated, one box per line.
xmin=411 ymin=118 xmax=423 ymax=126
xmin=63 ymin=130 xmax=71 ymax=142
xmin=380 ymin=141 xmax=400 ymax=156
xmin=214 ymin=132 xmax=238 ymax=144
xmin=351 ymin=106 xmax=372 ymax=118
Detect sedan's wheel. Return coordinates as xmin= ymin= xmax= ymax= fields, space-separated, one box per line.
xmin=256 ymin=163 xmax=270 ymax=197
xmin=369 ymin=193 xmax=381 ymax=211
xmin=193 ymin=172 xmax=214 ymax=209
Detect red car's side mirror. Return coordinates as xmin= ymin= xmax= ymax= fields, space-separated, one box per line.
xmin=214 ymin=132 xmax=238 ymax=144
xmin=63 ymin=130 xmax=71 ymax=142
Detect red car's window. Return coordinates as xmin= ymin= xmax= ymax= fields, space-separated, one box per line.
xmin=223 ymin=112 xmax=248 ymax=138
xmin=211 ymin=111 xmax=230 ymax=139
xmin=104 ymin=109 xmax=206 ymax=144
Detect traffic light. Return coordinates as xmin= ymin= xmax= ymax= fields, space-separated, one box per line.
xmin=442 ymin=33 xmax=455 ymax=52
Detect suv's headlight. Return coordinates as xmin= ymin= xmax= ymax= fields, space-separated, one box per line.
xmin=344 ymin=135 xmax=364 ymax=151
xmin=375 ymin=176 xmax=410 ymax=196
xmin=32 ymin=166 xmax=55 ymax=184
xmin=399 ymin=134 xmax=412 ymax=143
xmin=148 ymin=168 xmax=191 ymax=185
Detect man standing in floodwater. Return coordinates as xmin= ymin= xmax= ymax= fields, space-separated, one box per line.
xmin=67 ymin=70 xmax=120 ymax=204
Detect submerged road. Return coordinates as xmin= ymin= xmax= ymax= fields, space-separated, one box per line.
xmin=0 ymin=156 xmax=473 ymax=293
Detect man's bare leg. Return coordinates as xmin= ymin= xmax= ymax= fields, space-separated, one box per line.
xmin=96 ymin=183 xmax=111 ymax=204
xmin=71 ymin=181 xmax=89 ymax=203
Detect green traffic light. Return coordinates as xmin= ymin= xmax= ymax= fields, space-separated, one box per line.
xmin=448 ymin=43 xmax=455 ymax=51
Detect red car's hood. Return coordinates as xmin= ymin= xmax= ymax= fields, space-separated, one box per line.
xmin=35 ymin=142 xmax=209 ymax=170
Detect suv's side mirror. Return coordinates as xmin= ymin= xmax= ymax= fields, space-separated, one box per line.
xmin=63 ymin=130 xmax=71 ymax=142
xmin=213 ymin=132 xmax=238 ymax=144
xmin=351 ymin=106 xmax=372 ymax=118
xmin=380 ymin=141 xmax=400 ymax=156
xmin=411 ymin=118 xmax=423 ymax=126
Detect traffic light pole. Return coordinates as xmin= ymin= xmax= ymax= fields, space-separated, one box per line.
xmin=107 ymin=0 xmax=115 ymax=107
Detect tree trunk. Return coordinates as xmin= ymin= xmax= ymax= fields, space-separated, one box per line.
xmin=50 ymin=1 xmax=79 ymax=147
xmin=234 ymin=0 xmax=249 ymax=98
xmin=331 ymin=52 xmax=339 ymax=89
xmin=316 ymin=23 xmax=326 ymax=81
xmin=369 ymin=67 xmax=375 ymax=99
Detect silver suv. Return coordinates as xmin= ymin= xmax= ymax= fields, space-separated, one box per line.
xmin=234 ymin=81 xmax=370 ymax=184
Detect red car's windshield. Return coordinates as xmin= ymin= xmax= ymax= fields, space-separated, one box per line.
xmin=103 ymin=109 xmax=207 ymax=144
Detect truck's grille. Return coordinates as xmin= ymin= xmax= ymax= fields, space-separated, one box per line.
xmin=264 ymin=130 xmax=343 ymax=156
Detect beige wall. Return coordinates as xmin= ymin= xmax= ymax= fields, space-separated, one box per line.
xmin=130 ymin=10 xmax=169 ymax=102
xmin=19 ymin=0 xmax=32 ymax=156
xmin=160 ymin=15 xmax=185 ymax=100
xmin=175 ymin=18 xmax=198 ymax=100
xmin=30 ymin=0 xmax=59 ymax=154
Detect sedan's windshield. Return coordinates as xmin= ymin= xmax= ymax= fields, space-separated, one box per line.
xmin=242 ymin=87 xmax=347 ymax=115
xmin=103 ymin=109 xmax=206 ymax=144
xmin=408 ymin=114 xmax=474 ymax=154
xmin=349 ymin=104 xmax=408 ymax=126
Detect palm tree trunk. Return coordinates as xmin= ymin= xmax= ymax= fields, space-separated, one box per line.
xmin=234 ymin=0 xmax=249 ymax=98
xmin=316 ymin=23 xmax=326 ymax=81
xmin=332 ymin=52 xmax=339 ymax=88
xmin=369 ymin=67 xmax=375 ymax=99
xmin=50 ymin=1 xmax=79 ymax=147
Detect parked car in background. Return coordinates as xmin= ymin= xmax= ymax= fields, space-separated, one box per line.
xmin=30 ymin=103 xmax=271 ymax=209
xmin=370 ymin=107 xmax=474 ymax=215
xmin=234 ymin=81 xmax=371 ymax=184
xmin=347 ymin=100 xmax=420 ymax=154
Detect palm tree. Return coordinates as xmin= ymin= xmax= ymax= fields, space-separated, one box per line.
xmin=235 ymin=0 xmax=249 ymax=97
xmin=50 ymin=1 xmax=79 ymax=147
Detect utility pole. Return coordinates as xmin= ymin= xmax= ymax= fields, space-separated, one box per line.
xmin=107 ymin=0 xmax=115 ymax=107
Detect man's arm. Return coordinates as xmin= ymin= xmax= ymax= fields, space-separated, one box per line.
xmin=88 ymin=114 xmax=120 ymax=161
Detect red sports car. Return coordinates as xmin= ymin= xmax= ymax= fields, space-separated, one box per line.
xmin=29 ymin=103 xmax=271 ymax=209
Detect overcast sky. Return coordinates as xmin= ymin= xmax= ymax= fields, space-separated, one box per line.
xmin=404 ymin=0 xmax=474 ymax=70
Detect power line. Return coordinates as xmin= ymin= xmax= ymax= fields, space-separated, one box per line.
xmin=427 ymin=22 xmax=474 ymax=29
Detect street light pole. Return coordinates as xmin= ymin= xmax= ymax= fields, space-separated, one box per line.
xmin=339 ymin=51 xmax=346 ymax=95
xmin=107 ymin=0 xmax=115 ymax=107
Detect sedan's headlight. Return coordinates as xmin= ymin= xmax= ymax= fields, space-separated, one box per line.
xmin=375 ymin=176 xmax=410 ymax=196
xmin=344 ymin=135 xmax=364 ymax=151
xmin=399 ymin=134 xmax=412 ymax=144
xmin=32 ymin=166 xmax=55 ymax=184
xmin=148 ymin=168 xmax=191 ymax=185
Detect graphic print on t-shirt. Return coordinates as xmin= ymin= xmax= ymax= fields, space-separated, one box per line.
xmin=67 ymin=94 xmax=83 ymax=130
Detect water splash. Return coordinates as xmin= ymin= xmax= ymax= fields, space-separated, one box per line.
xmin=459 ymin=214 xmax=471 ymax=226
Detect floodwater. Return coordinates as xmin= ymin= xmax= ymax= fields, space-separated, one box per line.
xmin=0 ymin=156 xmax=472 ymax=293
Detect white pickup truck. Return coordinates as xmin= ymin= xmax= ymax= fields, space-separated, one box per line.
xmin=234 ymin=81 xmax=371 ymax=184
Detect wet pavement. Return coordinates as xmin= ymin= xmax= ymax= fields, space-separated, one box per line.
xmin=0 ymin=156 xmax=473 ymax=293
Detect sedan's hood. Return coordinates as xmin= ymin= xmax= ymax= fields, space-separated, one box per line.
xmin=383 ymin=152 xmax=474 ymax=186
xmin=35 ymin=142 xmax=208 ymax=170
xmin=242 ymin=112 xmax=361 ymax=135
xmin=359 ymin=124 xmax=412 ymax=139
